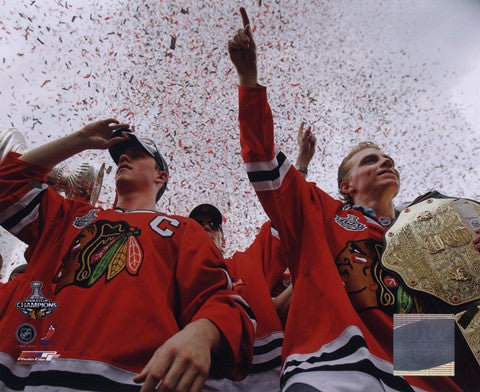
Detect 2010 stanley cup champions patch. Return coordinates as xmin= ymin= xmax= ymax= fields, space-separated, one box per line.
xmin=335 ymin=214 xmax=367 ymax=231
xmin=53 ymin=220 xmax=144 ymax=294
xmin=16 ymin=281 xmax=58 ymax=319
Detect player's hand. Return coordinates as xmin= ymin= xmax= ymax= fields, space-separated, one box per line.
xmin=134 ymin=319 xmax=221 ymax=392
xmin=296 ymin=121 xmax=316 ymax=169
xmin=473 ymin=228 xmax=480 ymax=253
xmin=77 ymin=118 xmax=129 ymax=150
xmin=228 ymin=7 xmax=257 ymax=86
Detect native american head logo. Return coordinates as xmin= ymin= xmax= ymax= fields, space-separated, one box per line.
xmin=335 ymin=239 xmax=401 ymax=314
xmin=53 ymin=220 xmax=143 ymax=293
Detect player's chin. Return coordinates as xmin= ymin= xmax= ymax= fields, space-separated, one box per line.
xmin=390 ymin=182 xmax=400 ymax=197
xmin=380 ymin=173 xmax=400 ymax=184
xmin=379 ymin=179 xmax=400 ymax=197
xmin=115 ymin=170 xmax=130 ymax=181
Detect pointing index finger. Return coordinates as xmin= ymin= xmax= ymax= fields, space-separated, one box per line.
xmin=240 ymin=7 xmax=250 ymax=29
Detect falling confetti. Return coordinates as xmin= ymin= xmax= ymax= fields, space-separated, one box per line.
xmin=0 ymin=0 xmax=479 ymax=281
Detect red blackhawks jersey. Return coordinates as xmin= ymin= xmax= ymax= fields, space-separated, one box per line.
xmin=227 ymin=221 xmax=285 ymax=375
xmin=0 ymin=152 xmax=255 ymax=391
xmin=238 ymin=85 xmax=460 ymax=392
xmin=205 ymin=222 xmax=285 ymax=391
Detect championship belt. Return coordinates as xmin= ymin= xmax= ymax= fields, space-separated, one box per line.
xmin=0 ymin=126 xmax=106 ymax=205
xmin=382 ymin=191 xmax=480 ymax=364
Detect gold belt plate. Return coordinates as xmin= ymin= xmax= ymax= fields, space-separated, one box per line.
xmin=382 ymin=198 xmax=480 ymax=306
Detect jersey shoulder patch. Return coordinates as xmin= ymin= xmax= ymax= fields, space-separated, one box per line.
xmin=73 ymin=209 xmax=99 ymax=228
xmin=334 ymin=213 xmax=367 ymax=232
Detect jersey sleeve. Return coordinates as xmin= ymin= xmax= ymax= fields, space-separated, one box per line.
xmin=175 ymin=220 xmax=255 ymax=380
xmin=262 ymin=222 xmax=288 ymax=289
xmin=244 ymin=221 xmax=286 ymax=290
xmin=0 ymin=152 xmax=89 ymax=261
xmin=238 ymin=86 xmax=341 ymax=274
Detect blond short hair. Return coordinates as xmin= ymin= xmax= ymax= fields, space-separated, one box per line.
xmin=337 ymin=141 xmax=382 ymax=204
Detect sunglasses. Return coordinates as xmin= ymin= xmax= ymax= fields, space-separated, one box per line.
xmin=194 ymin=218 xmax=222 ymax=232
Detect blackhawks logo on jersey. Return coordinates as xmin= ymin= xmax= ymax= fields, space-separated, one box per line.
xmin=335 ymin=239 xmax=415 ymax=315
xmin=53 ymin=220 xmax=144 ymax=293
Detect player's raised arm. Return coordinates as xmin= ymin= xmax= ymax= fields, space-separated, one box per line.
xmin=19 ymin=118 xmax=128 ymax=169
xmin=228 ymin=7 xmax=258 ymax=87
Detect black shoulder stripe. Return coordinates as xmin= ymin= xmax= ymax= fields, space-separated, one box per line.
xmin=280 ymin=359 xmax=414 ymax=392
xmin=254 ymin=337 xmax=283 ymax=356
xmin=2 ymin=189 xmax=45 ymax=231
xmin=232 ymin=298 xmax=257 ymax=321
xmin=251 ymin=356 xmax=282 ymax=374
xmin=247 ymin=152 xmax=287 ymax=182
xmin=283 ymin=334 xmax=366 ymax=369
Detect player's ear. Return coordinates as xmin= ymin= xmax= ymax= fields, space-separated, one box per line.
xmin=339 ymin=179 xmax=353 ymax=195
xmin=155 ymin=171 xmax=168 ymax=187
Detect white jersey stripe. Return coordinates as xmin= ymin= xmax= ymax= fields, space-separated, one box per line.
xmin=0 ymin=183 xmax=47 ymax=224
xmin=282 ymin=326 xmax=393 ymax=375
xmin=245 ymin=151 xmax=291 ymax=192
xmin=9 ymin=203 xmax=40 ymax=235
xmin=0 ymin=352 xmax=139 ymax=387
xmin=281 ymin=326 xmax=421 ymax=392
xmin=230 ymin=294 xmax=257 ymax=332
xmin=283 ymin=370 xmax=426 ymax=392
xmin=253 ymin=331 xmax=284 ymax=365
xmin=253 ymin=346 xmax=282 ymax=365
xmin=270 ymin=226 xmax=280 ymax=240
xmin=245 ymin=150 xmax=281 ymax=172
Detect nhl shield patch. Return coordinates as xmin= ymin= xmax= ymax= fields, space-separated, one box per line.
xmin=16 ymin=323 xmax=37 ymax=345
xmin=335 ymin=214 xmax=367 ymax=231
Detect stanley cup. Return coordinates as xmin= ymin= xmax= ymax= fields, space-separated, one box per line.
xmin=0 ymin=126 xmax=105 ymax=205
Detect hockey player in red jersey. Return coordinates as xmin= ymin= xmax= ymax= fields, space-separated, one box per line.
xmin=189 ymin=204 xmax=284 ymax=391
xmin=228 ymin=7 xmax=464 ymax=392
xmin=0 ymin=119 xmax=255 ymax=391
xmin=190 ymin=125 xmax=315 ymax=391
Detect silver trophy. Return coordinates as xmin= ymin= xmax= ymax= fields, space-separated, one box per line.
xmin=0 ymin=126 xmax=105 ymax=205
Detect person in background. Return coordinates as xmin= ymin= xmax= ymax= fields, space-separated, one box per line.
xmin=192 ymin=124 xmax=316 ymax=391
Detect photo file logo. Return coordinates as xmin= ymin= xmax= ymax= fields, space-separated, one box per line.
xmin=17 ymin=351 xmax=60 ymax=362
